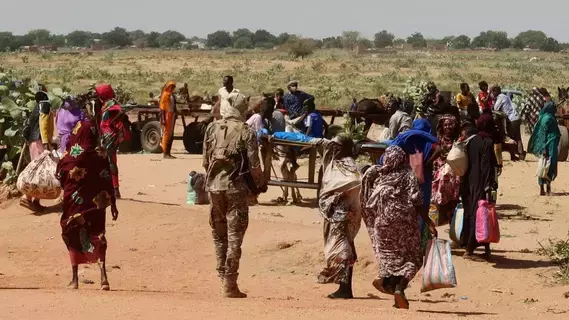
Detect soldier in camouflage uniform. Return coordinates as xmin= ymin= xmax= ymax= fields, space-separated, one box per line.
xmin=203 ymin=90 xmax=265 ymax=298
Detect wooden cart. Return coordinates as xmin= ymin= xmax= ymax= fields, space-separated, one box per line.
xmin=124 ymin=103 xmax=212 ymax=154
xmin=260 ymin=136 xmax=388 ymax=196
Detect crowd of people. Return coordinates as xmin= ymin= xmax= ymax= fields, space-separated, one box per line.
xmin=17 ymin=75 xmax=564 ymax=309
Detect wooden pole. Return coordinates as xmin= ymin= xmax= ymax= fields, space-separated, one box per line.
xmin=15 ymin=142 xmax=28 ymax=175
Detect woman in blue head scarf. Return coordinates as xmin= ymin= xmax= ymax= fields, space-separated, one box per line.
xmin=379 ymin=118 xmax=439 ymax=250
xmin=380 ymin=118 xmax=438 ymax=207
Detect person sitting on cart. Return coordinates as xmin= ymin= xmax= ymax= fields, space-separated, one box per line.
xmin=304 ymin=99 xmax=327 ymax=138
xmin=283 ymin=80 xmax=314 ymax=121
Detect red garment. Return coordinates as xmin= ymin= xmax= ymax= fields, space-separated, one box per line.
xmin=95 ymin=84 xmax=130 ymax=188
xmin=57 ymin=120 xmax=115 ymax=265
xmin=478 ymin=91 xmax=493 ymax=111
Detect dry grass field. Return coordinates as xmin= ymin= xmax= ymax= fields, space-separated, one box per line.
xmin=1 ymin=49 xmax=568 ymax=107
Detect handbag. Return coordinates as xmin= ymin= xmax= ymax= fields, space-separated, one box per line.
xmin=409 ymin=148 xmax=425 ymax=184
xmin=475 ymin=200 xmax=500 ymax=243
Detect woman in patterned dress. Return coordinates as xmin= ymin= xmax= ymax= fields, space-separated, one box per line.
xmin=95 ymin=84 xmax=131 ymax=199
xmin=56 ymin=117 xmax=119 ymax=290
xmin=361 ymin=146 xmax=437 ymax=309
xmin=314 ymin=134 xmax=362 ymax=299
xmin=431 ymin=115 xmax=461 ymax=225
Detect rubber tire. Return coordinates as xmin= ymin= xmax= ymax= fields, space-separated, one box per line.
xmin=183 ymin=122 xmax=206 ymax=154
xmin=140 ymin=120 xmax=163 ymax=154
xmin=558 ymin=125 xmax=569 ymax=162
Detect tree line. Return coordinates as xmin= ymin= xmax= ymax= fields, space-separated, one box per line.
xmin=0 ymin=27 xmax=565 ymax=53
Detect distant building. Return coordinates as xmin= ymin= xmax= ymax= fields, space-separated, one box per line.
xmin=191 ymin=41 xmax=206 ymax=49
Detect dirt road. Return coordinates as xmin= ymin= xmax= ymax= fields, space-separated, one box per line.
xmin=1 ymin=144 xmax=569 ymax=319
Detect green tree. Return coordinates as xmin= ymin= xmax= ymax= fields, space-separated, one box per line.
xmin=406 ymin=32 xmax=427 ymax=48
xmin=322 ymin=36 xmax=342 ymax=49
xmin=452 ymin=35 xmax=471 ymax=49
xmin=158 ymin=30 xmax=186 ymax=48
xmin=146 ymin=32 xmax=161 ymax=48
xmin=0 ymin=32 xmax=20 ymax=51
xmin=513 ymin=30 xmax=547 ymax=49
xmin=287 ymin=38 xmax=314 ymax=59
xmin=374 ymin=30 xmax=395 ymax=48
xmin=233 ymin=36 xmax=253 ymax=49
xmin=129 ymin=30 xmax=146 ymax=42
xmin=66 ymin=30 xmax=93 ymax=47
xmin=341 ymin=30 xmax=361 ymax=50
xmin=50 ymin=34 xmax=66 ymax=47
xmin=26 ymin=29 xmax=51 ymax=45
xmin=252 ymin=29 xmax=276 ymax=48
xmin=472 ymin=30 xmax=510 ymax=49
xmin=358 ymin=38 xmax=373 ymax=49
xmin=233 ymin=29 xmax=253 ymax=41
xmin=541 ymin=37 xmax=561 ymax=52
xmin=276 ymin=33 xmax=291 ymax=45
xmin=206 ymin=30 xmax=233 ymax=48
xmin=102 ymin=27 xmax=132 ymax=47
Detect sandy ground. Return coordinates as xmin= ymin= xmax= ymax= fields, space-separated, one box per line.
xmin=2 ymin=137 xmax=569 ymax=319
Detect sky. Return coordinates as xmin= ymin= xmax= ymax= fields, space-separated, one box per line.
xmin=2 ymin=0 xmax=568 ymax=42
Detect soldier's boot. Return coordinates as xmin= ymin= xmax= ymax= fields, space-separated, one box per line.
xmin=223 ymin=274 xmax=247 ymax=298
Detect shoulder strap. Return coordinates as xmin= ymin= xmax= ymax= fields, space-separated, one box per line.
xmin=219 ymin=122 xmax=245 ymax=149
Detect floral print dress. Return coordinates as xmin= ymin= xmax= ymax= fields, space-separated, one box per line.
xmin=57 ymin=120 xmax=116 ymax=265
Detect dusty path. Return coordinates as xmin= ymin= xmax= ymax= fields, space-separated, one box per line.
xmin=1 ymin=143 xmax=569 ymax=319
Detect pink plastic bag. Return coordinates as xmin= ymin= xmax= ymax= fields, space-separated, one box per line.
xmin=475 ymin=200 xmax=500 ymax=243
xmin=409 ymin=149 xmax=424 ymax=184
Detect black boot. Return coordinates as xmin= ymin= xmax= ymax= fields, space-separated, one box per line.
xmin=327 ymin=267 xmax=353 ymax=299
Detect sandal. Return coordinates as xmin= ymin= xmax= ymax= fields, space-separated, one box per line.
xmin=394 ymin=290 xmax=410 ymax=309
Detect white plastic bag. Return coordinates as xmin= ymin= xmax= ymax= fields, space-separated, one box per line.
xmin=536 ymin=155 xmax=551 ymax=180
xmin=17 ymin=151 xmax=61 ymax=200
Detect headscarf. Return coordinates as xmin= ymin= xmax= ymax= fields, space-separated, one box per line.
xmin=362 ymin=146 xmax=410 ymax=211
xmin=221 ymin=92 xmax=248 ymax=121
xmin=385 ymin=118 xmax=437 ymax=163
xmin=528 ymin=101 xmax=561 ymax=156
xmin=379 ymin=145 xmax=407 ymax=174
xmin=159 ymin=81 xmax=176 ymax=112
xmin=95 ymin=84 xmax=115 ymax=102
xmin=476 ymin=112 xmax=497 ymax=140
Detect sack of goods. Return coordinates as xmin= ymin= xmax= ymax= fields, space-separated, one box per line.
xmin=446 ymin=142 xmax=468 ymax=176
xmin=16 ymin=151 xmax=61 ymax=200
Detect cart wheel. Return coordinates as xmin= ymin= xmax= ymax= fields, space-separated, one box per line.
xmin=183 ymin=122 xmax=206 ymax=154
xmin=140 ymin=120 xmax=163 ymax=153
